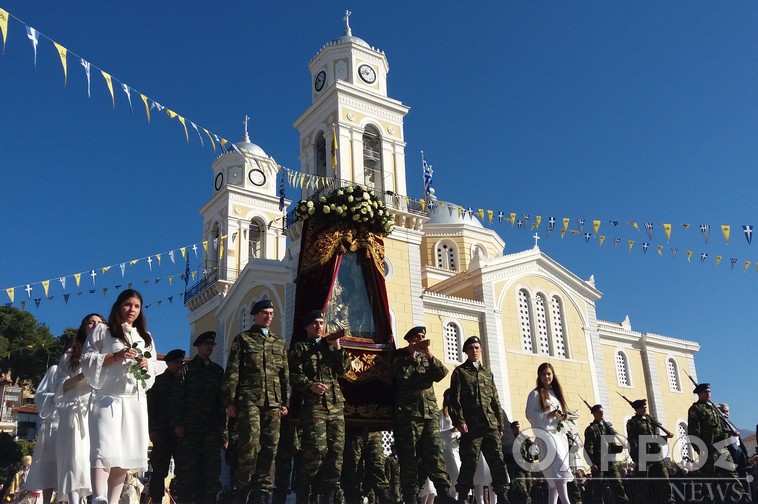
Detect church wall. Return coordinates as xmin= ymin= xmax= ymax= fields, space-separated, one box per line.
xmin=599 ymin=342 xmax=649 ymax=424
xmin=384 ymin=236 xmax=416 ymax=336
xmin=648 ymin=351 xmax=695 ymax=434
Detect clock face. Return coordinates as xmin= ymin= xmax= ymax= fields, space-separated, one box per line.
xmin=314 ymin=70 xmax=326 ymax=92
xmin=358 ymin=64 xmax=376 ymax=84
xmin=214 ymin=172 xmax=224 ymax=191
xmin=248 ymin=168 xmax=267 ymax=187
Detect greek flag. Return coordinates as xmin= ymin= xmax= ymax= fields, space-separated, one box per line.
xmin=422 ymin=151 xmax=433 ymax=196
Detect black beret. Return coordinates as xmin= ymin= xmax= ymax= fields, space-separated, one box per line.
xmin=462 ymin=335 xmax=481 ymax=351
xmin=404 ymin=326 xmax=426 ymax=341
xmin=631 ymin=399 xmax=647 ymax=409
xmin=510 ymin=421 xmax=520 ymax=428
xmin=693 ymin=383 xmax=710 ymax=394
xmin=251 ymin=299 xmax=274 ymax=315
xmin=163 ymin=349 xmax=185 ymax=362
xmin=591 ymin=404 xmax=603 ymax=413
xmin=193 ymin=331 xmax=216 ymax=347
xmin=303 ymin=310 xmax=325 ymax=327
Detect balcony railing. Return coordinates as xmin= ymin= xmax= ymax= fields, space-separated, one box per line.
xmin=184 ymin=267 xmax=219 ymax=304
xmin=284 ymin=177 xmax=428 ymax=229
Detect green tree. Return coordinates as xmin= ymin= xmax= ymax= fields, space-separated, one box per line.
xmin=0 ymin=307 xmax=66 ymax=386
xmin=0 ymin=432 xmax=22 ymax=489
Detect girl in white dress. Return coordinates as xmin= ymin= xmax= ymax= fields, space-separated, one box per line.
xmin=439 ymin=389 xmax=461 ymax=498
xmin=56 ymin=313 xmax=103 ymax=504
xmin=25 ymin=365 xmax=61 ymax=504
xmin=82 ymin=289 xmax=158 ymax=504
xmin=525 ymin=362 xmax=573 ymax=504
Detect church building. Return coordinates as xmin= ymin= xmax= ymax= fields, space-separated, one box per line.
xmin=183 ymin=15 xmax=699 ymax=464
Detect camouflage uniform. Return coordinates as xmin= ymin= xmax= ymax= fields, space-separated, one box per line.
xmin=147 ymin=369 xmax=180 ymax=502
xmin=341 ymin=428 xmax=393 ymax=504
xmin=384 ymin=449 xmax=402 ymax=504
xmin=272 ymin=415 xmax=299 ymax=504
xmin=448 ymin=360 xmax=509 ymax=499
xmin=289 ymin=338 xmax=349 ymax=501
xmin=504 ymin=432 xmax=534 ymax=504
xmin=391 ymin=349 xmax=453 ymax=503
xmin=173 ymin=355 xmax=225 ymax=504
xmin=688 ymin=400 xmax=749 ymax=502
xmin=625 ymin=414 xmax=670 ymax=503
xmin=221 ymin=326 xmax=289 ymax=498
xmin=583 ymin=420 xmax=629 ymax=504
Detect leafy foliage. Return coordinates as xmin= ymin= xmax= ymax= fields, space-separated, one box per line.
xmin=295 ymin=185 xmax=394 ymax=236
xmin=0 ymin=432 xmax=23 ymax=488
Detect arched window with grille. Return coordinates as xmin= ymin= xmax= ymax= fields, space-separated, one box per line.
xmin=615 ymin=350 xmax=631 ymax=386
xmin=314 ymin=132 xmax=327 ymax=178
xmin=535 ymin=293 xmax=551 ymax=355
xmin=249 ymin=219 xmax=265 ymax=260
xmin=206 ymin=222 xmax=222 ymax=273
xmin=549 ymin=295 xmax=568 ymax=358
xmin=667 ymin=358 xmax=681 ymax=392
xmin=677 ymin=422 xmax=691 ymax=461
xmin=443 ymin=321 xmax=462 ymax=363
xmin=362 ymin=125 xmax=384 ymax=193
xmin=435 ymin=240 xmax=458 ymax=272
xmin=518 ymin=289 xmax=535 ymax=353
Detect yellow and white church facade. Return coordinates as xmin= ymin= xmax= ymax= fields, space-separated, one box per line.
xmin=183 ymin=18 xmax=699 ymax=463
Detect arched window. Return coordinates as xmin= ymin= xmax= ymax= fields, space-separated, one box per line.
xmin=550 ymin=295 xmax=567 ymax=358
xmin=472 ymin=244 xmax=487 ymax=260
xmin=443 ymin=321 xmax=462 ymax=363
xmin=535 ymin=293 xmax=550 ymax=355
xmin=615 ymin=350 xmax=631 ymax=386
xmin=436 ymin=240 xmax=458 ymax=271
xmin=677 ymin=422 xmax=691 ymax=461
xmin=362 ymin=126 xmax=384 ymax=193
xmin=249 ymin=219 xmax=264 ymax=259
xmin=667 ymin=358 xmax=681 ymax=392
xmin=207 ymin=222 xmax=221 ymax=273
xmin=315 ymin=132 xmax=327 ymax=178
xmin=518 ymin=289 xmax=535 ymax=353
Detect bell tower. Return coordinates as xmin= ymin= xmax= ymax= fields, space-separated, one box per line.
xmin=293 ymin=11 xmax=410 ymax=199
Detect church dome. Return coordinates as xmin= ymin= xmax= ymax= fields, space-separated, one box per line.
xmin=234 ymin=131 xmax=267 ymax=157
xmin=330 ymin=33 xmax=370 ymax=48
xmin=428 ymin=201 xmax=483 ymax=228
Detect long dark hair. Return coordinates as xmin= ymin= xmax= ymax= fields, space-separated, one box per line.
xmin=69 ymin=313 xmax=105 ymax=371
xmin=535 ymin=362 xmax=567 ymax=412
xmin=107 ymin=289 xmax=152 ymax=348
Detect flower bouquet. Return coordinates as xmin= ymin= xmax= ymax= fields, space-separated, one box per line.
xmin=295 ymin=185 xmax=395 ymax=236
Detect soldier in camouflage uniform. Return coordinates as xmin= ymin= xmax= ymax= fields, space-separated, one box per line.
xmin=448 ymin=335 xmax=510 ymax=504
xmin=221 ymin=299 xmax=289 ymax=504
xmin=272 ymin=414 xmax=298 ymax=504
xmin=504 ymin=421 xmax=533 ymax=504
xmin=391 ymin=326 xmax=457 ymax=504
xmin=341 ymin=427 xmax=394 ymax=504
xmin=290 ymin=310 xmax=350 ymax=504
xmin=173 ymin=331 xmax=225 ymax=504
xmin=582 ymin=404 xmax=628 ymax=504
xmin=147 ymin=348 xmax=185 ymax=504
xmin=688 ymin=383 xmax=751 ymax=503
xmin=625 ymin=399 xmax=672 ymax=504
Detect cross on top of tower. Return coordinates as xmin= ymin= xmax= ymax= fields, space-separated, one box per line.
xmin=344 ymin=10 xmax=352 ymax=36
xmin=533 ymin=233 xmax=541 ymax=249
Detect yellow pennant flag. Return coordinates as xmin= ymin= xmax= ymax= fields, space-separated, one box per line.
xmin=477 ymin=209 xmax=485 ymax=220
xmin=715 ymin=256 xmax=722 ymax=266
xmin=203 ymin=128 xmax=216 ymax=151
xmin=220 ymin=138 xmax=228 ymax=151
xmin=180 ymin=247 xmax=187 ymax=260
xmin=593 ymin=220 xmax=601 ymax=235
xmin=599 ymin=235 xmax=606 ymax=247
xmin=0 ymin=9 xmax=8 ymax=51
xmin=100 ymin=70 xmax=115 ymax=108
xmin=458 ymin=206 xmax=464 ymax=217
xmin=535 ymin=216 xmax=542 ymax=228
xmin=168 ymin=275 xmax=174 ymax=285
xmin=203 ymin=241 xmax=208 ymax=255
xmin=628 ymin=240 xmax=634 ymax=251
xmin=687 ymin=250 xmax=693 ymax=263
xmin=721 ymin=225 xmax=730 ymax=245
xmin=487 ymin=210 xmax=494 ymax=224
xmin=682 ymin=223 xmax=691 ymax=229
xmin=101 ymin=266 xmax=111 ymax=274
xmin=219 ymin=235 xmax=226 ymax=260
xmin=657 ymin=245 xmax=663 ymax=255
xmin=745 ymin=260 xmax=751 ymax=271
xmin=74 ymin=273 xmax=81 ymax=287
xmin=331 ymin=126 xmax=338 ymax=170
xmin=629 ymin=221 xmax=639 ymax=231
xmin=510 ymin=212 xmax=516 ymax=225
xmin=53 ymin=42 xmax=68 ymax=85
xmin=140 ymin=94 xmax=151 ymax=122
xmin=167 ymin=109 xmax=177 ymax=119
xmin=562 ymin=217 xmax=570 ymax=232
xmin=419 ymin=199 xmax=426 ymax=211
xmin=178 ymin=115 xmax=189 ymax=143
xmin=663 ymin=223 xmax=672 ymax=242
xmin=103 ymin=288 xmax=108 ymax=297
xmin=6 ymin=287 xmax=14 ymax=303
xmin=560 ymin=228 xmax=567 ymax=239
xmin=42 ymin=280 xmax=50 ymax=297
xmin=130 ymin=259 xmax=139 ymax=265
xmin=192 ymin=271 xmax=197 ymax=281
xmin=156 ymin=253 xmax=161 ymax=266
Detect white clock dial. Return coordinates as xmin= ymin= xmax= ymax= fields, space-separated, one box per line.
xmin=358 ymin=64 xmax=376 ymax=84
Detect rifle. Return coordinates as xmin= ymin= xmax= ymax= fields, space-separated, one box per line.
xmin=685 ymin=372 xmax=740 ymax=436
xmin=580 ymin=395 xmax=623 ymax=452
xmin=616 ymin=392 xmax=673 ymax=438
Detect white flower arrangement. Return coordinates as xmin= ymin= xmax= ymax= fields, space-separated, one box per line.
xmin=295 ymin=184 xmax=395 ymax=236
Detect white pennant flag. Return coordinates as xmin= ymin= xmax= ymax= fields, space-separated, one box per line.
xmin=169 ymin=250 xmax=176 ymax=264
xmin=121 ymin=83 xmax=133 ymax=115
xmin=190 ymin=122 xmax=204 ymax=146
xmin=120 ymin=262 xmax=126 ymax=277
xmin=81 ymin=59 xmax=92 ymax=97
xmin=59 ymin=276 xmax=66 ymax=290
xmin=25 ymin=26 xmax=39 ymax=67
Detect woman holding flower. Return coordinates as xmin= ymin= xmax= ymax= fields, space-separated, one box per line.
xmin=525 ymin=362 xmax=574 ymax=504
xmin=83 ymin=289 xmax=158 ymax=504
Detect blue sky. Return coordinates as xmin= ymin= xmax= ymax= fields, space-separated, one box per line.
xmin=1 ymin=1 xmax=756 ymax=429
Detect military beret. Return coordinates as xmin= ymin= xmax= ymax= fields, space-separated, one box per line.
xmin=510 ymin=421 xmax=520 ymax=428
xmin=693 ymin=383 xmax=710 ymax=394
xmin=251 ymin=299 xmax=273 ymax=315
xmin=404 ymin=326 xmax=426 ymax=341
xmin=193 ymin=331 xmax=216 ymax=347
xmin=303 ymin=310 xmax=325 ymax=327
xmin=163 ymin=348 xmax=186 ymax=362
xmin=591 ymin=404 xmax=603 ymax=413
xmin=462 ymin=335 xmax=481 ymax=351
xmin=631 ymin=399 xmax=647 ymax=409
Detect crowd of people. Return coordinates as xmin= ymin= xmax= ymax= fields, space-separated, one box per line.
xmin=1 ymin=294 xmax=755 ymax=504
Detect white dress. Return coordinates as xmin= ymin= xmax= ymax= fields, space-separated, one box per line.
xmin=55 ymin=349 xmax=93 ymax=500
xmin=82 ymin=323 xmax=158 ymax=471
xmin=525 ymin=388 xmax=574 ymax=488
xmin=25 ymin=365 xmax=61 ymax=492
xmin=439 ymin=409 xmax=461 ymax=490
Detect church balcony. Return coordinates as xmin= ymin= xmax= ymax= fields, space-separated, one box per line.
xmin=184 ymin=267 xmax=219 ymax=305
xmin=284 ymin=177 xmax=429 ymax=232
